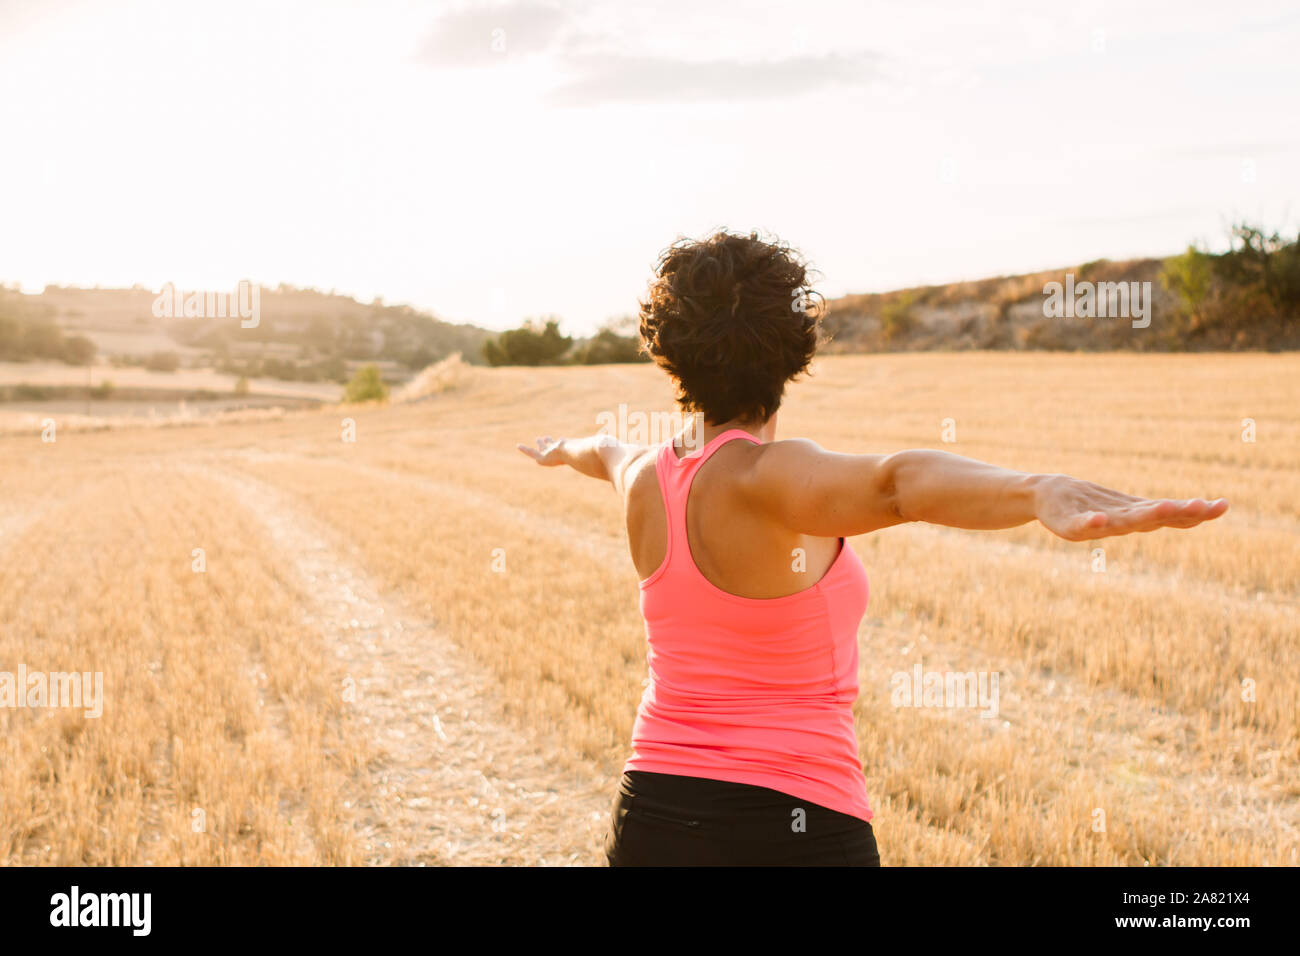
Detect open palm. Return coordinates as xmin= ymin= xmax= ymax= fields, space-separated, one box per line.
xmin=1036 ymin=476 xmax=1228 ymax=542
xmin=516 ymin=436 xmax=566 ymax=466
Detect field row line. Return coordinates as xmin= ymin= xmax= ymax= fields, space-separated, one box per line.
xmin=180 ymin=459 xmax=615 ymax=865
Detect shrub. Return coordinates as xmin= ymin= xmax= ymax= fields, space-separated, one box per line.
xmin=1160 ymin=224 xmax=1300 ymax=345
xmin=483 ymin=318 xmax=572 ymax=366
xmin=344 ymin=364 xmax=389 ymax=403
xmin=880 ymin=292 xmax=918 ymax=343
xmin=574 ymin=328 xmax=648 ymax=364
xmin=144 ymin=351 xmax=180 ymax=372
xmin=1160 ymin=245 xmax=1216 ymax=336
xmin=61 ymin=334 xmax=97 ymax=366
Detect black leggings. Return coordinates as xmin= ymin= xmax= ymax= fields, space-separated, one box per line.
xmin=604 ymin=770 xmax=881 ymax=867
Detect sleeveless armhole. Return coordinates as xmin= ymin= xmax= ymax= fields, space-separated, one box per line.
xmin=636 ymin=442 xmax=676 ymax=590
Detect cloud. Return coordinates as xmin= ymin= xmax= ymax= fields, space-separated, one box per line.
xmin=547 ymin=52 xmax=882 ymax=106
xmin=416 ymin=0 xmax=572 ymax=67
xmin=1157 ymin=141 xmax=1299 ymax=158
xmin=415 ymin=1 xmax=882 ymax=106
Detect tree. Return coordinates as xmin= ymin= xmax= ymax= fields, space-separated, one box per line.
xmin=61 ymin=334 xmax=97 ymax=366
xmin=144 ymin=351 xmax=180 ymax=372
xmin=344 ymin=363 xmax=389 ymax=402
xmin=482 ymin=317 xmax=572 ymax=366
xmin=0 ymin=315 xmax=17 ymax=359
xmin=880 ymin=292 xmax=917 ymax=343
xmin=574 ymin=327 xmax=647 ymax=364
xmin=22 ymin=319 xmax=64 ymax=359
xmin=1159 ymin=223 xmax=1300 ymax=345
xmin=1160 ymin=245 xmax=1216 ymax=335
xmin=1217 ymin=224 xmax=1300 ymax=310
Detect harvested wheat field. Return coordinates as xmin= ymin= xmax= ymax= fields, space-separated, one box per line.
xmin=1 ymin=352 xmax=1297 ymax=866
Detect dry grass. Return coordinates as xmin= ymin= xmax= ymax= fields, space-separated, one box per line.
xmin=0 ymin=468 xmax=363 ymax=864
xmin=1 ymin=352 xmax=1296 ymax=865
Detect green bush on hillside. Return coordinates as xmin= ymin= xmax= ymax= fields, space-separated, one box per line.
xmin=483 ymin=318 xmax=572 ymax=366
xmin=344 ymin=364 xmax=389 ymax=402
xmin=880 ymin=292 xmax=918 ymax=343
xmin=0 ymin=316 xmax=99 ymax=365
xmin=573 ymin=327 xmax=649 ymax=365
xmin=1160 ymin=222 xmax=1300 ymax=345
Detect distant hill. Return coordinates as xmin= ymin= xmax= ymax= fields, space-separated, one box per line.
xmin=821 ymin=259 xmax=1172 ymax=352
xmin=0 ymin=284 xmax=495 ymax=382
xmin=822 ymin=245 xmax=1300 ymax=352
xmin=6 ymin=223 xmax=1297 ymax=382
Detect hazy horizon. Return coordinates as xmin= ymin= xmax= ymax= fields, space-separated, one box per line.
xmin=2 ymin=0 xmax=1298 ymax=334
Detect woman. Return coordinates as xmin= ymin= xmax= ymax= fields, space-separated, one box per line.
xmin=517 ymin=230 xmax=1228 ymax=866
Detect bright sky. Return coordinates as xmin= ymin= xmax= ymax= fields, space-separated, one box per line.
xmin=2 ymin=0 xmax=1297 ymax=334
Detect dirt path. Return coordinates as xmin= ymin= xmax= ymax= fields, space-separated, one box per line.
xmin=188 ymin=461 xmax=615 ymax=866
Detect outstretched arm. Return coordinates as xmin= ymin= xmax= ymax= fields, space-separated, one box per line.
xmin=743 ymin=442 xmax=1228 ymax=541
xmin=515 ymin=435 xmax=650 ymax=496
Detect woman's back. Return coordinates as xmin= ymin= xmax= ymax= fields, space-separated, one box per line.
xmin=521 ymin=229 xmax=1227 ymax=866
xmin=622 ymin=429 xmax=874 ymax=822
xmin=625 ymin=429 xmax=845 ymax=597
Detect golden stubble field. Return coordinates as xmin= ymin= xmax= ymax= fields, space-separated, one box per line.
xmin=1 ymin=352 xmax=1297 ymax=866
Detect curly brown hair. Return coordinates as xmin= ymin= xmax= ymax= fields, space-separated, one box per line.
xmin=638 ymin=229 xmax=823 ymax=425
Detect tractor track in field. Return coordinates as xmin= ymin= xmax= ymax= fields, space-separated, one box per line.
xmin=184 ymin=460 xmax=615 ymax=866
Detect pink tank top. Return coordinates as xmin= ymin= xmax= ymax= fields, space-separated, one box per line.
xmin=624 ymin=429 xmax=874 ymax=822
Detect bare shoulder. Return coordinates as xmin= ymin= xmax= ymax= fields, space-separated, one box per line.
xmin=731 ymin=437 xmax=896 ymax=537
xmin=620 ymin=444 xmax=661 ymax=504
xmin=756 ymin=436 xmax=827 ymax=460
xmin=732 ymin=437 xmax=829 ymax=492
